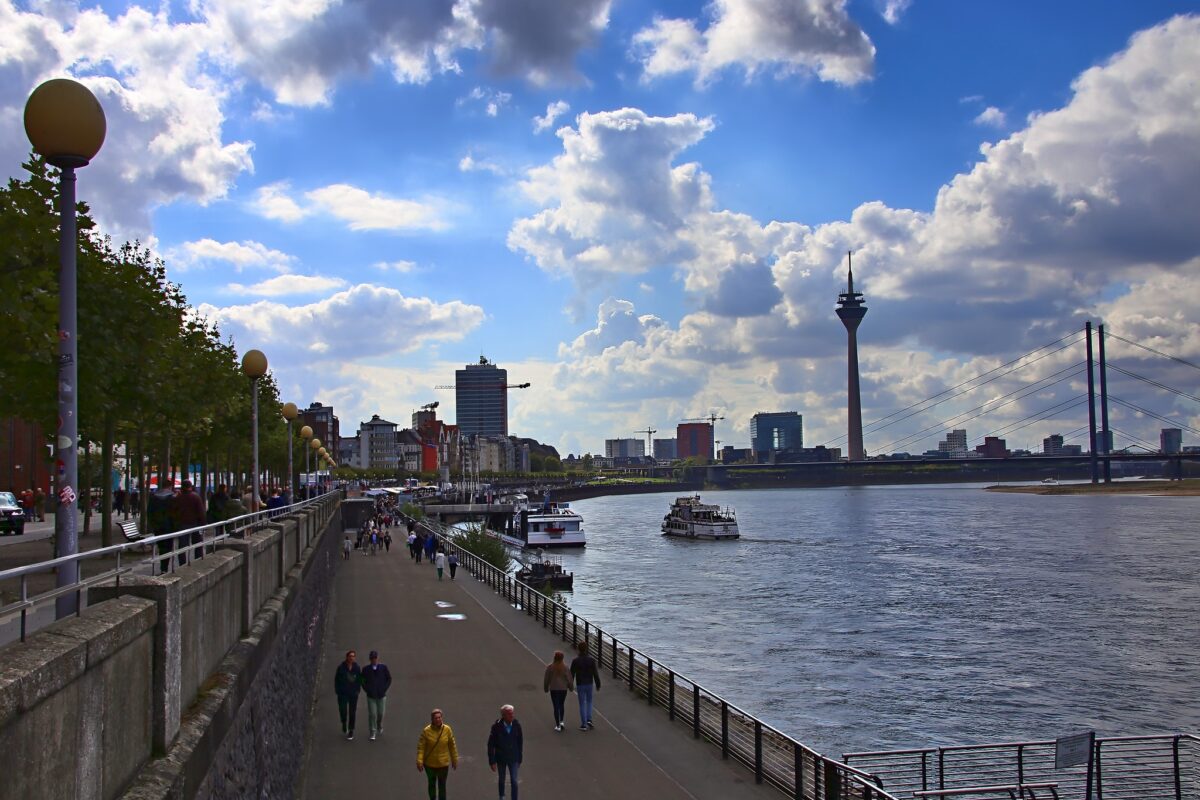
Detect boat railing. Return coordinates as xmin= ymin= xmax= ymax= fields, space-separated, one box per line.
xmin=410 ymin=511 xmax=899 ymax=800
xmin=843 ymin=733 xmax=1199 ymax=799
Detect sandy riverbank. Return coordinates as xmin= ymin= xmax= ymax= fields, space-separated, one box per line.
xmin=986 ymin=479 xmax=1200 ymax=496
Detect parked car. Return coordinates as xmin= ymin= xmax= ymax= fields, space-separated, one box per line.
xmin=0 ymin=491 xmax=25 ymax=535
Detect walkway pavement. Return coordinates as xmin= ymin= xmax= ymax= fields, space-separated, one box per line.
xmin=301 ymin=535 xmax=779 ymax=800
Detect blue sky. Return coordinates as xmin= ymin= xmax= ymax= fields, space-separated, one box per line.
xmin=3 ymin=0 xmax=1199 ymax=457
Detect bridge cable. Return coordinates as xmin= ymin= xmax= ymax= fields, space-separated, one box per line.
xmin=1104 ymin=330 xmax=1200 ymax=373
xmin=975 ymin=395 xmax=1089 ymax=445
xmin=1105 ymin=363 xmax=1200 ymax=404
xmin=820 ymin=330 xmax=1086 ymax=449
xmin=1108 ymin=395 xmax=1200 ymax=437
xmin=876 ymin=362 xmax=1086 ymax=454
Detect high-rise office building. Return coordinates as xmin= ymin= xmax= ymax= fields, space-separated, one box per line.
xmin=938 ymin=429 xmax=968 ymax=458
xmin=300 ymin=402 xmax=339 ymax=449
xmin=1043 ymin=434 xmax=1065 ymax=455
xmin=750 ymin=412 xmax=803 ymax=455
xmin=677 ymin=423 xmax=713 ymax=461
xmin=653 ymin=438 xmax=678 ymax=461
xmin=604 ymin=438 xmax=645 ymax=458
xmin=456 ymin=356 xmax=509 ymax=437
xmin=359 ymin=415 xmax=399 ymax=469
xmin=1161 ymin=428 xmax=1183 ymax=454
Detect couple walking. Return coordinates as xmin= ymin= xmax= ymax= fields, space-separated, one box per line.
xmin=415 ymin=705 xmax=524 ymax=800
xmin=333 ymin=649 xmax=392 ymax=741
xmin=542 ymin=642 xmax=601 ymax=731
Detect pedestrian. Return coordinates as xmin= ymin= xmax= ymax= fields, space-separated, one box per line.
xmin=415 ymin=533 xmax=424 ymax=563
xmin=206 ymin=484 xmax=229 ymax=523
xmin=362 ymin=650 xmax=392 ymax=741
xmin=570 ymin=641 xmax=601 ymax=731
xmin=487 ymin=704 xmax=524 ymax=800
xmin=416 ymin=708 xmax=458 ymax=800
xmin=147 ymin=476 xmax=178 ymax=574
xmin=383 ymin=531 xmax=392 ymax=553
xmin=448 ymin=552 xmax=458 ymax=580
xmin=435 ymin=549 xmax=446 ymax=580
xmin=342 ymin=535 xmax=352 ymax=560
xmin=424 ymin=534 xmax=436 ymax=563
xmin=543 ymin=651 xmax=573 ymax=731
xmin=334 ymin=649 xmax=362 ymax=740
xmin=33 ymin=487 xmax=45 ymax=522
xmin=408 ymin=531 xmax=418 ymax=559
xmin=169 ymin=480 xmax=206 ymax=562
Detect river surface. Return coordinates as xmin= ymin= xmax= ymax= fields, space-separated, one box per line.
xmin=548 ymin=484 xmax=1200 ymax=756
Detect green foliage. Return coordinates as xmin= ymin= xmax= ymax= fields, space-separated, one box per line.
xmin=452 ymin=523 xmax=512 ymax=573
xmin=400 ymin=502 xmax=424 ymax=520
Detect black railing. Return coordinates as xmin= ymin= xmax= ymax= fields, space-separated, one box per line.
xmin=416 ymin=515 xmax=897 ymax=800
xmin=844 ymin=734 xmax=1200 ymax=799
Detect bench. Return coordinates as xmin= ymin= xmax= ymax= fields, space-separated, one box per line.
xmin=914 ymin=783 xmax=1059 ymax=799
xmin=119 ymin=519 xmax=144 ymax=542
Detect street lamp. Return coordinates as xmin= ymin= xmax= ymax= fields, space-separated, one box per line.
xmin=25 ymin=78 xmax=106 ymax=619
xmin=241 ymin=349 xmax=268 ymax=511
xmin=310 ymin=437 xmax=322 ymax=492
xmin=282 ymin=402 xmax=298 ymax=502
xmin=300 ymin=425 xmax=312 ymax=497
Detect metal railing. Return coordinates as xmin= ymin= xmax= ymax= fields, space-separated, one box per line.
xmin=416 ymin=515 xmax=898 ymax=800
xmin=844 ymin=734 xmax=1200 ymax=799
xmin=0 ymin=493 xmax=336 ymax=643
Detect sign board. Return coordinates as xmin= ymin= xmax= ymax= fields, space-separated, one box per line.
xmin=1055 ymin=731 xmax=1095 ymax=770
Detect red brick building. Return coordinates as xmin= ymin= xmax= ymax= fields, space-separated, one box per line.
xmin=676 ymin=422 xmax=713 ymax=462
xmin=1 ymin=417 xmax=51 ymax=494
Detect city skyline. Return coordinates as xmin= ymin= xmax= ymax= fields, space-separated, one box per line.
xmin=2 ymin=3 xmax=1198 ymax=456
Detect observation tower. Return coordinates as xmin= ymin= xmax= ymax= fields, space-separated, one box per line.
xmin=835 ymin=252 xmax=867 ymax=461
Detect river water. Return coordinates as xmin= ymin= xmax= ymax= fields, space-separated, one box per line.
xmin=550 ymin=484 xmax=1200 ymax=756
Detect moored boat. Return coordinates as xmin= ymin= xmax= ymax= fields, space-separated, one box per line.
xmin=661 ymin=495 xmax=739 ymax=540
xmin=499 ymin=495 xmax=586 ymax=548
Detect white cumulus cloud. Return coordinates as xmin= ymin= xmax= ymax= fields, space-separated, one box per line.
xmin=175 ymin=238 xmax=296 ymax=273
xmin=974 ymin=106 xmax=1007 ymax=127
xmin=533 ymin=100 xmax=571 ymax=133
xmin=229 ymin=274 xmax=347 ymax=296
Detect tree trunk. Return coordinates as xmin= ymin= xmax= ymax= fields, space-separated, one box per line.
xmin=101 ymin=414 xmax=115 ymax=547
xmin=138 ymin=429 xmax=149 ymax=534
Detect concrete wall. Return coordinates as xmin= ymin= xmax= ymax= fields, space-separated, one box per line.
xmin=0 ymin=493 xmax=343 ymax=800
xmin=0 ymin=596 xmax=157 ymax=800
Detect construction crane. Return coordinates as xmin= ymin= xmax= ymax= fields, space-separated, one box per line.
xmin=636 ymin=426 xmax=657 ymax=457
xmin=682 ymin=413 xmax=725 ymax=460
xmin=421 ymin=401 xmax=439 ymax=411
xmin=434 ymin=382 xmax=531 ymax=390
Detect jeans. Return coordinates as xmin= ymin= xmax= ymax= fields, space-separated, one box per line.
xmin=337 ymin=693 xmax=358 ymax=733
xmin=425 ymin=766 xmax=449 ymax=800
xmin=549 ymin=690 xmax=567 ymax=726
xmin=367 ymin=696 xmax=386 ymax=733
xmin=577 ymin=682 xmax=594 ymax=725
xmin=497 ymin=761 xmax=520 ymax=800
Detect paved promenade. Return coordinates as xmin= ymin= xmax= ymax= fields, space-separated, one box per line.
xmin=301 ymin=536 xmax=780 ymax=800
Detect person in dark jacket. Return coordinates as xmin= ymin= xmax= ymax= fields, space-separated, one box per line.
xmin=487 ymin=704 xmax=523 ymax=800
xmin=147 ymin=476 xmax=177 ymax=574
xmin=362 ymin=650 xmax=393 ymax=740
xmin=170 ymin=480 xmax=206 ymax=562
xmin=570 ymin=641 xmax=601 ymax=731
xmin=206 ymin=484 xmax=229 ymax=523
xmin=334 ymin=650 xmax=363 ymax=740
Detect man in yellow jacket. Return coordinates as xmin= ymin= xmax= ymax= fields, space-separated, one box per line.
xmin=416 ymin=708 xmax=458 ymax=800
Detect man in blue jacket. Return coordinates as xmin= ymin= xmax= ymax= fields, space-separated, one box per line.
xmin=334 ymin=650 xmax=362 ymax=740
xmin=487 ymin=704 xmax=524 ymax=800
xmin=362 ymin=650 xmax=393 ymax=741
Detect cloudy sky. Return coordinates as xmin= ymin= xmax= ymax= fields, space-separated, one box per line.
xmin=3 ymin=0 xmax=1199 ymax=457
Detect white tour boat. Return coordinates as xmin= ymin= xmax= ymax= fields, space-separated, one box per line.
xmin=496 ymin=495 xmax=586 ymax=549
xmin=661 ymin=495 xmax=740 ymax=540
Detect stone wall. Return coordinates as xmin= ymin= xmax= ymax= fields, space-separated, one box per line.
xmin=0 ymin=493 xmax=342 ymax=800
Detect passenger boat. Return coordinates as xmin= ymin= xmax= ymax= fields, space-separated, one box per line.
xmin=498 ymin=495 xmax=586 ymax=549
xmin=661 ymin=495 xmax=739 ymax=540
xmin=515 ymin=554 xmax=574 ymax=590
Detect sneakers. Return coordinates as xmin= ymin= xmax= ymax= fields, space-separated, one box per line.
xmin=579 ymin=724 xmax=588 ymax=731
xmin=587 ymin=720 xmax=595 ymax=729
xmin=554 ymin=723 xmax=562 ymax=732
xmin=347 ymin=730 xmax=354 ymax=741
xmin=369 ymin=732 xmax=377 ymax=741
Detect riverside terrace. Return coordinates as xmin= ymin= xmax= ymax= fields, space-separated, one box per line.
xmin=2 ymin=494 xmax=1195 ymax=799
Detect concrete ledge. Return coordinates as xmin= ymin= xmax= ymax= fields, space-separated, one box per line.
xmin=175 ymin=551 xmax=242 ymax=607
xmin=0 ymin=597 xmax=155 ymax=728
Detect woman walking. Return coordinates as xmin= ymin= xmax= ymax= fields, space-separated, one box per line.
xmin=416 ymin=708 xmax=458 ymax=800
xmin=543 ymin=651 xmax=574 ymax=731
xmin=435 ymin=549 xmax=447 ymax=580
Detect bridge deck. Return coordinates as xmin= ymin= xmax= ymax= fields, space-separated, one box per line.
xmin=300 ymin=532 xmax=778 ymax=799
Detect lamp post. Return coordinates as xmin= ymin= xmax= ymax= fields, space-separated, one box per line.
xmin=25 ymin=78 xmax=106 ymax=619
xmin=282 ymin=402 xmax=298 ymax=502
xmin=300 ymin=425 xmax=313 ymax=497
xmin=310 ymin=438 xmax=322 ymax=492
xmin=241 ymin=350 xmax=268 ymax=510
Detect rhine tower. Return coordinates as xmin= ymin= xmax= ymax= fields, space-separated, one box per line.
xmin=835 ymin=251 xmax=867 ymax=461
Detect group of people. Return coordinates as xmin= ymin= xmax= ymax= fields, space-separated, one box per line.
xmin=13 ymin=487 xmax=46 ymax=521
xmin=332 ymin=640 xmax=602 ymax=800
xmin=407 ymin=530 xmax=458 ymax=580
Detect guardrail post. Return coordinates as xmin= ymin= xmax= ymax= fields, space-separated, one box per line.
xmin=612 ymin=637 xmax=618 ymax=678
xmin=1092 ymin=740 xmax=1101 ymax=800
xmin=693 ymin=685 xmax=700 ymax=739
xmin=1018 ymin=743 xmax=1025 ymax=785
xmin=668 ymin=671 xmax=675 ymax=720
xmin=721 ymin=701 xmax=729 ymax=759
xmin=921 ymin=751 xmax=928 ymax=791
xmin=628 ymin=648 xmax=635 ymax=691
xmin=793 ymin=742 xmax=803 ymax=800
xmin=1173 ymin=735 xmax=1182 ymax=800
xmin=647 ymin=659 xmax=655 ymax=706
xmin=938 ymin=748 xmax=946 ymax=793
xmin=584 ymin=620 xmax=590 ymax=652
xmin=823 ymin=759 xmax=840 ymax=800
xmin=754 ymin=720 xmax=763 ymax=783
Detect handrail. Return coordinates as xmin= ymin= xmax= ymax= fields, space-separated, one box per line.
xmin=415 ymin=512 xmax=900 ymax=800
xmin=1 ymin=492 xmax=337 ymax=643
